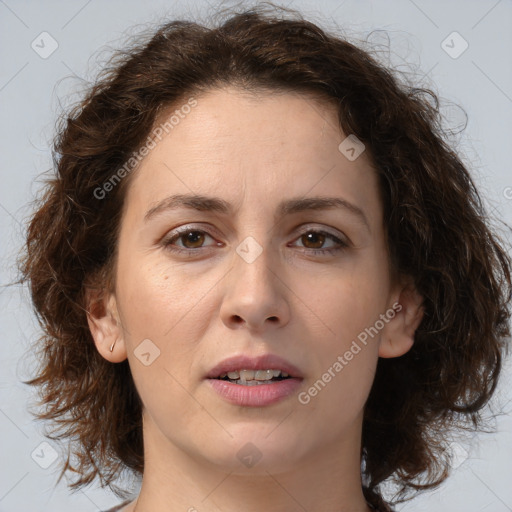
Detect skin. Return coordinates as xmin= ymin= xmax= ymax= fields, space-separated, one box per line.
xmin=87 ymin=86 xmax=424 ymax=512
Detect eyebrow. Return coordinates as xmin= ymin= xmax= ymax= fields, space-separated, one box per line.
xmin=144 ymin=193 xmax=370 ymax=231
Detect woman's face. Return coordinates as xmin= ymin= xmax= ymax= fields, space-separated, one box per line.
xmin=92 ymin=86 xmax=418 ymax=475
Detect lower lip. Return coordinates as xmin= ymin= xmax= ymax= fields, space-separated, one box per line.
xmin=206 ymin=378 xmax=303 ymax=407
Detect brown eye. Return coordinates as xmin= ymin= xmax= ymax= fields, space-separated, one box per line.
xmin=300 ymin=231 xmax=327 ymax=249
xmin=162 ymin=228 xmax=219 ymax=254
xmin=290 ymin=229 xmax=348 ymax=256
xmin=179 ymin=230 xmax=207 ymax=249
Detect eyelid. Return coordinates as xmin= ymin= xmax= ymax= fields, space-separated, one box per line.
xmin=163 ymin=223 xmax=347 ymax=241
xmin=164 ymin=223 xmax=220 ymax=239
xmin=161 ymin=222 xmax=350 ymax=254
xmin=162 ymin=224 xmax=220 ymax=248
xmin=294 ymin=223 xmax=348 ymax=241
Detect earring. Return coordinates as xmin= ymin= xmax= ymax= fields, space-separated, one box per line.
xmin=109 ymin=339 xmax=117 ymax=352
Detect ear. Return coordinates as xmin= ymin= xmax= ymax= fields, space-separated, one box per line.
xmin=84 ymin=286 xmax=127 ymax=363
xmin=379 ymin=276 xmax=424 ymax=358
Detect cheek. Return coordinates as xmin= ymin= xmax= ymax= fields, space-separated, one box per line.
xmin=298 ymin=249 xmax=390 ymax=409
xmin=115 ymin=257 xmax=209 ymax=425
xmin=300 ymin=277 xmax=384 ymax=421
xmin=116 ymin=248 xmax=205 ymax=337
xmin=115 ymin=251 xmax=222 ymax=388
xmin=317 ymin=249 xmax=391 ymax=346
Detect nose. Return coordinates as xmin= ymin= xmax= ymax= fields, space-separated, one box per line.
xmin=219 ymin=237 xmax=291 ymax=333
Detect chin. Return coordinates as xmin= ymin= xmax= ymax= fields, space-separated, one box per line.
xmin=199 ymin=429 xmax=306 ymax=474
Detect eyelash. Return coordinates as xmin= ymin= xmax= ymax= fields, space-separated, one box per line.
xmin=161 ymin=225 xmax=349 ymax=257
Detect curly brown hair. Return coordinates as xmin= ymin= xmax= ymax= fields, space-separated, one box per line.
xmin=19 ymin=2 xmax=512 ymax=508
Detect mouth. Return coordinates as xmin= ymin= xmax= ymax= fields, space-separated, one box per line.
xmin=205 ymin=355 xmax=304 ymax=407
xmin=205 ymin=353 xmax=304 ymax=384
xmin=214 ymin=369 xmax=292 ymax=386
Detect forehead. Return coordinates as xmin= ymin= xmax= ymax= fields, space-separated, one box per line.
xmin=123 ymin=86 xmax=382 ymax=228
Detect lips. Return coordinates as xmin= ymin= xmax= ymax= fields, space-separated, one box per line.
xmin=205 ymin=353 xmax=304 ymax=380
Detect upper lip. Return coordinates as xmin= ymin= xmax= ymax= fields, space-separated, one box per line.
xmin=206 ymin=354 xmax=304 ymax=379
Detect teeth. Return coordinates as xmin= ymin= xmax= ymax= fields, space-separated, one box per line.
xmin=254 ymin=369 xmax=273 ymax=381
xmin=219 ymin=369 xmax=289 ymax=381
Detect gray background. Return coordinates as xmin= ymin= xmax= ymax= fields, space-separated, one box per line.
xmin=0 ymin=0 xmax=511 ymax=511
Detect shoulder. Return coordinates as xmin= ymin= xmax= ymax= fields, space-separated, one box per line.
xmin=368 ymin=504 xmax=396 ymax=512
xmin=101 ymin=500 xmax=133 ymax=512
xmin=363 ymin=487 xmax=396 ymax=512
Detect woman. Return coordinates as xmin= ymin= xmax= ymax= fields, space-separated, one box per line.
xmin=20 ymin=3 xmax=511 ymax=512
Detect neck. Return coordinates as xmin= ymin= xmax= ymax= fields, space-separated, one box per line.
xmin=131 ymin=412 xmax=373 ymax=512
